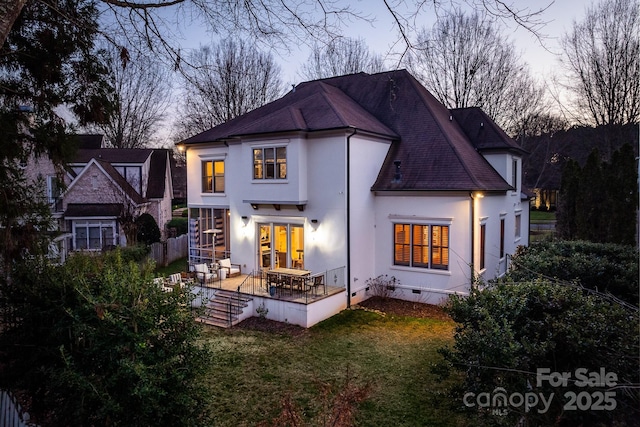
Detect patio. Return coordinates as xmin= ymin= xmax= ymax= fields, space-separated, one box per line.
xmin=191 ymin=268 xmax=345 ymax=305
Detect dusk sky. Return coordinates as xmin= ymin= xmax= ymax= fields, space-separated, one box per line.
xmin=171 ymin=0 xmax=590 ymax=86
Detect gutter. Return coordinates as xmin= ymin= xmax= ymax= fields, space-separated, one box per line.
xmin=346 ymin=127 xmax=357 ymax=308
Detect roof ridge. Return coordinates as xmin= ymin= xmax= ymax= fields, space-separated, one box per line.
xmin=316 ymin=82 xmax=352 ymax=127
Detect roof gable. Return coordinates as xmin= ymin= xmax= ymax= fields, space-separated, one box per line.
xmin=64 ymin=158 xmax=146 ymax=206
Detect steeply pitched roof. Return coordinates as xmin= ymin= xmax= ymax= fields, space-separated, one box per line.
xmin=147 ymin=150 xmax=170 ymax=199
xmin=183 ymin=70 xmax=515 ymax=192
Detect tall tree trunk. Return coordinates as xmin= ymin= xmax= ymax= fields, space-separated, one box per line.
xmin=0 ymin=0 xmax=26 ymax=47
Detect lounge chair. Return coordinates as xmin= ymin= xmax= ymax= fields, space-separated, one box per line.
xmin=193 ymin=263 xmax=216 ymax=285
xmin=219 ymin=258 xmax=241 ymax=278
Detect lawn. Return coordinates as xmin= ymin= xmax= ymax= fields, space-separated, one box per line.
xmin=200 ymin=301 xmax=469 ymax=427
xmin=529 ymin=210 xmax=556 ymax=221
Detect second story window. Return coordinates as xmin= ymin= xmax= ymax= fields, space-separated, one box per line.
xmin=202 ymin=160 xmax=225 ymax=193
xmin=253 ymin=147 xmax=286 ymax=180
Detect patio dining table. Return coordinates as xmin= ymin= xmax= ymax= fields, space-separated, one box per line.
xmin=266 ymin=268 xmax=311 ymax=294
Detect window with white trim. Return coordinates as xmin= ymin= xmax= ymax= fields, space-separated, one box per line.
xmin=393 ymin=223 xmax=449 ymax=270
xmin=515 ymin=214 xmax=521 ymax=239
xmin=253 ymin=146 xmax=286 ymax=180
xmin=202 ymin=160 xmax=225 ymax=193
xmin=74 ymin=220 xmax=116 ymax=250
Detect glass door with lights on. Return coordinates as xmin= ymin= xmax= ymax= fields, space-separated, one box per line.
xmin=258 ymin=223 xmax=304 ymax=270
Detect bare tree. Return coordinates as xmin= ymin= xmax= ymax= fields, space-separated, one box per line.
xmin=174 ymin=39 xmax=285 ymax=137
xmin=1 ymin=1 xmax=553 ymax=70
xmin=559 ymin=0 xmax=640 ymax=126
xmin=405 ymin=9 xmax=546 ymax=131
xmin=88 ymin=45 xmax=171 ymax=148
xmin=298 ymin=37 xmax=386 ymax=80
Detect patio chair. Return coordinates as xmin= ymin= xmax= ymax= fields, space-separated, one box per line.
xmin=169 ymin=273 xmax=185 ymax=288
xmin=193 ymin=263 xmax=216 ymax=285
xmin=307 ymin=275 xmax=324 ymax=296
xmin=154 ymin=277 xmax=173 ymax=293
xmin=291 ymin=276 xmax=306 ymax=292
xmin=219 ymin=258 xmax=242 ymax=277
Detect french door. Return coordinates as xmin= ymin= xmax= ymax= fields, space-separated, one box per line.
xmin=258 ymin=223 xmax=304 ymax=270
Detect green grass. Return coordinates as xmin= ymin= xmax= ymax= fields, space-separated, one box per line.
xmin=201 ymin=308 xmax=469 ymax=426
xmin=530 ymin=210 xmax=556 ymax=221
xmin=154 ymin=257 xmax=188 ymax=277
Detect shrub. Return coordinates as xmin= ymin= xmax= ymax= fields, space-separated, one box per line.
xmin=506 ymin=240 xmax=639 ymax=304
xmin=0 ymin=250 xmax=213 ymax=426
xmin=136 ymin=213 xmax=161 ymax=245
xmin=437 ymin=280 xmax=639 ymax=426
xmin=167 ymin=217 xmax=188 ymax=236
xmin=119 ymin=243 xmax=150 ymax=263
xmin=364 ymin=274 xmax=399 ymax=299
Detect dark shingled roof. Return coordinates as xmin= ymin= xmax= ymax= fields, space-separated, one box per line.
xmin=450 ymin=107 xmax=525 ymax=153
xmin=65 ymin=203 xmax=122 ymax=217
xmin=73 ymin=148 xmax=153 ymax=164
xmin=183 ymin=70 xmax=515 ymax=192
xmin=147 ymin=150 xmax=169 ymax=199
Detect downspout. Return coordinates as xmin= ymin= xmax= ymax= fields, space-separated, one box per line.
xmin=469 ymin=192 xmax=475 ymax=286
xmin=346 ymin=127 xmax=357 ymax=308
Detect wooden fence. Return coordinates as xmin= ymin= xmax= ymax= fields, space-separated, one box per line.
xmin=0 ymin=390 xmax=37 ymax=427
xmin=149 ymin=234 xmax=188 ymax=267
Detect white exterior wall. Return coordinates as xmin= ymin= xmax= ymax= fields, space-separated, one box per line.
xmin=185 ymin=132 xmax=351 ymax=276
xmin=184 ymin=133 xmax=530 ymax=311
xmin=300 ymin=133 xmax=347 ymax=273
xmin=475 ymin=192 xmax=529 ymax=280
xmin=347 ymin=133 xmax=393 ymax=303
xmin=371 ymin=193 xmax=473 ymax=305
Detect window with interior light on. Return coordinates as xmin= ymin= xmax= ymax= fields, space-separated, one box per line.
xmin=202 ymin=160 xmax=224 ymax=193
xmin=393 ymin=223 xmax=449 ymax=270
xmin=253 ymin=146 xmax=287 ymax=180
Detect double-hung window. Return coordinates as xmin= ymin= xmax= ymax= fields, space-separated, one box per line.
xmin=253 ymin=146 xmax=286 ymax=180
xmin=393 ymin=223 xmax=449 ymax=270
xmin=202 ymin=160 xmax=225 ymax=193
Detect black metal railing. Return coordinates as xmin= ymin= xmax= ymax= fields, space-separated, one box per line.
xmin=236 ymin=267 xmax=345 ymax=304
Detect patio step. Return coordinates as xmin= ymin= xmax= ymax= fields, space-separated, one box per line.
xmin=197 ymin=289 xmax=252 ymax=328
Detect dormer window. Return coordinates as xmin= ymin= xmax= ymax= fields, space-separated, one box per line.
xmin=253 ymin=146 xmax=286 ymax=180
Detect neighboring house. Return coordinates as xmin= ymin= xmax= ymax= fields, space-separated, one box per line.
xmin=180 ymin=70 xmax=529 ymax=326
xmin=25 ymin=135 xmax=174 ymax=260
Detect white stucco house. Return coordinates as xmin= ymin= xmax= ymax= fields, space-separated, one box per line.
xmin=180 ymin=70 xmax=529 ymax=326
